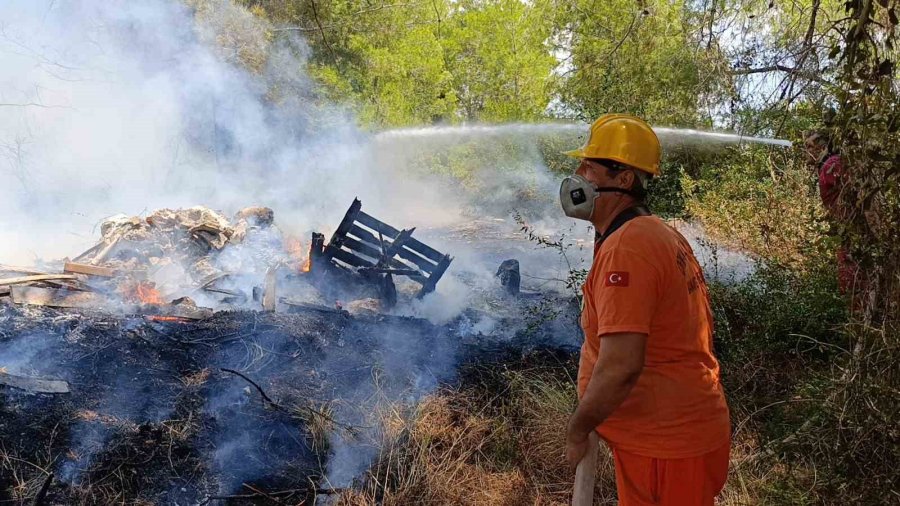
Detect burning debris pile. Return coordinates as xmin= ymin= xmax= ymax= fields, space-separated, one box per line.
xmin=0 ymin=205 xmax=279 ymax=318
xmin=0 ymin=197 xmax=574 ymax=504
xmin=0 ymin=200 xmax=453 ymax=320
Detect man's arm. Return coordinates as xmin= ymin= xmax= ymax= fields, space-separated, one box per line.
xmin=566 ymin=332 xmax=647 ymax=466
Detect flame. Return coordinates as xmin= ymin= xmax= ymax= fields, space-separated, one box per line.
xmin=121 ymin=280 xmax=165 ymax=305
xmin=135 ymin=281 xmax=164 ymax=305
xmin=285 ymin=236 xmax=311 ymax=272
xmin=301 ymin=251 xmax=311 ymax=273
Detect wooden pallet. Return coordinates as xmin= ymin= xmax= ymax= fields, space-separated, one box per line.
xmin=322 ymin=198 xmax=453 ymax=297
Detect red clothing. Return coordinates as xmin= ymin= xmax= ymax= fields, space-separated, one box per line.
xmin=818 ymin=155 xmax=863 ymax=295
xmin=613 ymin=441 xmax=731 ymax=506
xmin=818 ymin=154 xmax=843 ymax=215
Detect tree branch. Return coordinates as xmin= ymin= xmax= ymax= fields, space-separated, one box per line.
xmin=728 ymin=64 xmax=831 ymax=85
xmin=308 ymin=0 xmax=336 ymax=62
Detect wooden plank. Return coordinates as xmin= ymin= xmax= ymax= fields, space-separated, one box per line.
xmin=347 ymin=224 xmax=382 ymax=248
xmin=348 ymin=225 xmax=435 ymax=273
xmin=0 ymin=274 xmax=79 ymax=286
xmin=349 ymin=202 xmax=448 ymax=260
xmin=10 ymin=286 xmax=103 ymax=308
xmin=262 ymin=266 xmax=277 ymax=311
xmin=63 ymin=262 xmax=118 ymax=278
xmin=355 ymin=210 xmax=400 ymax=238
xmin=0 ymin=371 xmax=70 ymax=394
xmin=332 ymin=241 xmax=429 ymax=283
xmin=383 ymin=228 xmax=416 ymax=258
xmin=0 ymin=286 xmax=9 ymax=297
xmin=342 ymin=236 xmax=385 ymax=263
xmin=72 ymin=242 xmax=103 ymax=262
xmin=417 ymin=254 xmax=453 ymax=298
xmin=0 ymin=265 xmax=50 ymax=276
xmin=404 ymin=237 xmax=445 ymax=263
xmin=90 ymin=236 xmax=121 ymax=265
xmin=198 ymin=271 xmax=230 ymax=288
xmin=325 ymin=199 xmax=363 ymax=255
xmin=326 ymin=245 xmax=374 ymax=268
xmin=202 ymin=286 xmax=241 ymax=297
xmin=359 ymin=267 xmax=420 ymax=276
xmin=351 ymin=210 xmax=446 ymax=263
xmin=395 ymin=246 xmax=436 ymax=272
xmin=358 ymin=212 xmax=445 ymax=262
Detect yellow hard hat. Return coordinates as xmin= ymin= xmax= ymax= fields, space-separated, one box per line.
xmin=564 ymin=114 xmax=661 ymax=176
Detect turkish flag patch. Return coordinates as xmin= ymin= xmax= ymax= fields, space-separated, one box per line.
xmin=604 ymin=271 xmax=630 ymax=287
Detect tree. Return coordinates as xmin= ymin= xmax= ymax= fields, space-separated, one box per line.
xmin=547 ymin=0 xmax=724 ymax=127
xmin=442 ymin=0 xmax=557 ymax=122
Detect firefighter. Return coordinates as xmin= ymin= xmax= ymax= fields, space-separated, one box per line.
xmin=560 ymin=114 xmax=731 ymax=505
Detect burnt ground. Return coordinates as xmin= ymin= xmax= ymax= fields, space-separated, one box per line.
xmin=0 ymin=295 xmax=579 ymax=505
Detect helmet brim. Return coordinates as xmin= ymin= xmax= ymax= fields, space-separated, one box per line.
xmin=562 ymin=148 xmax=587 ymax=159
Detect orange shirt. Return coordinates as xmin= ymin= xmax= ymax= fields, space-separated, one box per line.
xmin=578 ymin=215 xmax=730 ymax=459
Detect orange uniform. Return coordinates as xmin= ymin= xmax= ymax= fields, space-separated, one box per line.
xmin=578 ymin=215 xmax=730 ymax=505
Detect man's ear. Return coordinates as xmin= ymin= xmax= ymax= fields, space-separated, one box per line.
xmin=617 ymin=170 xmax=635 ymax=189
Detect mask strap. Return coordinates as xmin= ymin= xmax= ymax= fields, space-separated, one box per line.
xmin=592 ymin=186 xmax=640 ymax=198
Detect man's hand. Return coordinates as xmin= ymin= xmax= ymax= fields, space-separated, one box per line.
xmin=566 ymin=332 xmax=647 ymax=466
xmin=566 ymin=426 xmax=591 ymax=469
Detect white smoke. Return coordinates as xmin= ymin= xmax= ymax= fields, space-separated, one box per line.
xmin=0 ymin=0 xmax=591 ymax=495
xmin=0 ymin=0 xmax=393 ymax=266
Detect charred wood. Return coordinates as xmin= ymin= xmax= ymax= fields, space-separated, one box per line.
xmin=11 ymin=286 xmax=103 ymax=308
xmin=0 ymin=371 xmax=70 ymax=394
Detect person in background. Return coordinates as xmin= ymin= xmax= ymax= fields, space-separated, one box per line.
xmin=803 ymin=130 xmax=861 ymax=298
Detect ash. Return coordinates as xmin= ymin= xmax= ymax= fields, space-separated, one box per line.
xmin=0 ymin=291 xmax=578 ymax=504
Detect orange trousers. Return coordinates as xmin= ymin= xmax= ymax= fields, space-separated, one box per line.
xmin=612 ymin=441 xmax=730 ymax=506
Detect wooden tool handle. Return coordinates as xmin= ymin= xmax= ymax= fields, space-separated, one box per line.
xmin=572 ymin=431 xmax=601 ymax=506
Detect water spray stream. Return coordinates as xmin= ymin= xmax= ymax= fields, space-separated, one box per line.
xmin=374 ymin=122 xmax=793 ymax=148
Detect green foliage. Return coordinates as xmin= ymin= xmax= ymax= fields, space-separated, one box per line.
xmin=827 ymin=0 xmax=900 ymax=323
xmin=684 ymin=146 xmax=834 ymax=269
xmin=710 ymin=262 xmax=846 ymax=360
xmin=646 ymin=161 xmax=687 ymax=218
xmin=349 ymin=27 xmax=457 ymax=126
xmin=442 ymin=0 xmax=557 ymax=122
xmin=547 ymin=0 xmax=722 ymax=126
xmin=214 ymin=2 xmax=900 ymax=501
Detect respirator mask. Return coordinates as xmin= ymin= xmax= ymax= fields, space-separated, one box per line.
xmin=559 ymin=174 xmax=638 ymax=221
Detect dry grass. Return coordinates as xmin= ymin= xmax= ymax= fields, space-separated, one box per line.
xmin=179 ymin=368 xmax=210 ymax=388
xmin=330 ymin=360 xmax=837 ymax=506
xmin=0 ymin=445 xmax=53 ymax=503
xmin=333 ymin=368 xmax=616 ymax=505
